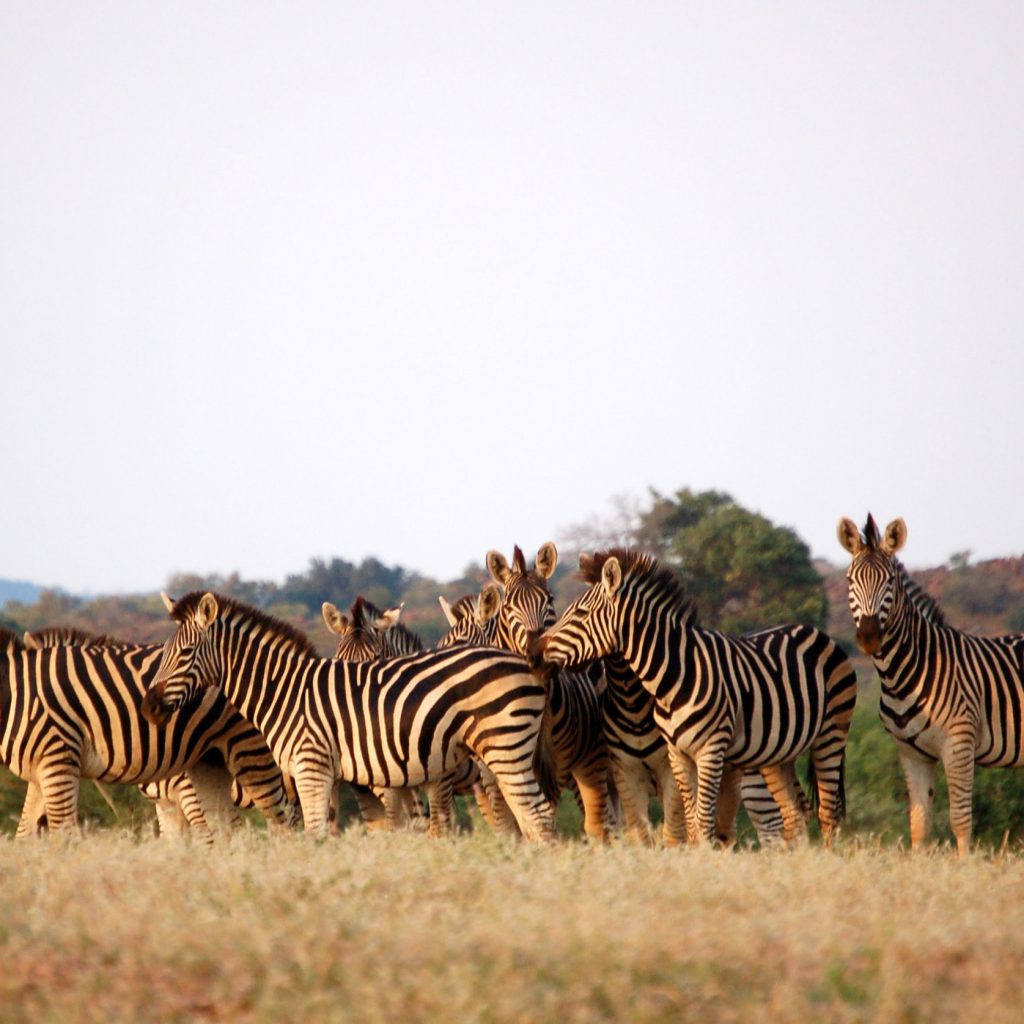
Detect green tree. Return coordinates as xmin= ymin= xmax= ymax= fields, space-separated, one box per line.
xmin=639 ymin=488 xmax=827 ymax=632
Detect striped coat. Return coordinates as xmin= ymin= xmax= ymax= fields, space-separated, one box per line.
xmin=143 ymin=592 xmax=555 ymax=840
xmin=839 ymin=513 xmax=1024 ymax=855
xmin=0 ymin=628 xmax=296 ymax=841
xmin=533 ymin=549 xmax=857 ymax=845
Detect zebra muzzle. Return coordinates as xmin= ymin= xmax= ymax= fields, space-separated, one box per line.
xmin=855 ymin=615 xmax=882 ymax=656
xmin=526 ymin=633 xmax=555 ymax=673
xmin=140 ymin=686 xmax=172 ymax=726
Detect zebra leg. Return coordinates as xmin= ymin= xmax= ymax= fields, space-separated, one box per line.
xmin=36 ymin=769 xmax=81 ymax=836
xmin=295 ymin=769 xmax=335 ymax=837
xmin=897 ymin=744 xmax=937 ymax=851
xmin=16 ymin=782 xmax=48 ymax=838
xmin=424 ymin=775 xmax=454 ymax=837
xmin=665 ymin=744 xmax=701 ymax=845
xmin=740 ymin=771 xmax=786 ymax=846
xmin=571 ymin=761 xmax=610 ymax=844
xmin=713 ymin=765 xmax=743 ymax=847
xmin=479 ymin=765 xmax=521 ymax=836
xmin=759 ymin=763 xmax=808 ymax=843
xmin=651 ymin=750 xmax=689 ymax=847
xmin=692 ymin=747 xmax=728 ymax=845
xmin=351 ymin=786 xmax=389 ymax=831
xmin=942 ymin=739 xmax=977 ymax=858
xmin=473 ymin=743 xmax=554 ymax=843
xmin=810 ymin=746 xmax=846 ymax=847
xmin=610 ymin=755 xmax=656 ymax=846
xmin=170 ymin=774 xmax=216 ymax=847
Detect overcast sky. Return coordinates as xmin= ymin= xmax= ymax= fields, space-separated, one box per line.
xmin=2 ymin=4 xmax=1022 ymax=595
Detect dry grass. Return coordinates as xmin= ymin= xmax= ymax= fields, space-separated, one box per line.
xmin=1 ymin=830 xmax=1023 ymax=1024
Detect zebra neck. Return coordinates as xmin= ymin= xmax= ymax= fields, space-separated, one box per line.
xmin=216 ymin=626 xmax=319 ymax=734
xmin=619 ymin=603 xmax=686 ymax=696
xmin=873 ymin=582 xmax=933 ymax=685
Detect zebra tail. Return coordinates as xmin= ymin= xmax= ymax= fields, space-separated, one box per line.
xmin=92 ymin=780 xmax=120 ymax=820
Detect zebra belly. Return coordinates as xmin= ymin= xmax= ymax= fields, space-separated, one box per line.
xmin=335 ymin=743 xmax=467 ymax=788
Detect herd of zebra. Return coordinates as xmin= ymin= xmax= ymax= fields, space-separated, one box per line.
xmin=1 ymin=513 xmax=1022 ymax=856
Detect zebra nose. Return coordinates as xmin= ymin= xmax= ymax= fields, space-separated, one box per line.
xmin=856 ymin=615 xmax=882 ymax=656
xmin=140 ymin=687 xmax=169 ymax=726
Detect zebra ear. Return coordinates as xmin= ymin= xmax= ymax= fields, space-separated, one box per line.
xmin=535 ymin=542 xmax=558 ymax=580
xmin=374 ymin=604 xmax=403 ymax=631
xmin=322 ymin=602 xmax=350 ymax=637
xmin=882 ymin=518 xmax=907 ymax=555
xmin=196 ymin=593 xmax=219 ymax=631
xmin=836 ymin=518 xmax=863 ymax=556
xmin=160 ymin=591 xmax=175 ymax=614
xmin=477 ymin=583 xmax=502 ymax=624
xmin=486 ymin=550 xmax=510 ymax=586
xmin=438 ymin=596 xmax=458 ymax=628
xmin=22 ymin=632 xmax=40 ymax=651
xmin=601 ymin=557 xmax=623 ymax=597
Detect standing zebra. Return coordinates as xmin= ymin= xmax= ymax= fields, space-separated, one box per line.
xmin=322 ymin=595 xmax=485 ymax=835
xmin=838 ymin=513 xmax=1024 ymax=855
xmin=531 ymin=549 xmax=857 ymax=845
xmin=489 ymin=543 xmax=794 ymax=847
xmin=484 ymin=544 xmax=611 ymax=843
xmin=22 ymin=624 xmax=261 ymax=841
xmin=0 ymin=627 xmax=296 ymax=841
xmin=142 ymin=592 xmax=556 ymax=841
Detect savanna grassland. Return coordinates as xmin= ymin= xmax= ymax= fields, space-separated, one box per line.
xmin=2 ymin=828 xmax=1024 ymax=1024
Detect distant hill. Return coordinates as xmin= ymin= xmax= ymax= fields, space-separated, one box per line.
xmin=0 ymin=579 xmax=42 ymax=607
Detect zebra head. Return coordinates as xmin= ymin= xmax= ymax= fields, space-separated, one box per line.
xmin=323 ymin=596 xmax=404 ymax=661
xmin=486 ymin=542 xmax=558 ymax=655
xmin=837 ymin=514 xmax=908 ymax=655
xmin=530 ymin=551 xmax=625 ymax=670
xmin=436 ymin=584 xmax=502 ymax=649
xmin=142 ymin=591 xmax=223 ymax=725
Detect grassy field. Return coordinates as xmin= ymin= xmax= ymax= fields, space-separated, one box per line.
xmin=1 ymin=829 xmax=1023 ymax=1024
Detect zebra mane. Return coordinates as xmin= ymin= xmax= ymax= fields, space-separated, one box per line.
xmin=348 ymin=596 xmax=423 ymax=653
xmin=580 ymin=548 xmax=700 ymax=625
xmin=170 ymin=592 xmax=318 ymax=659
xmin=895 ymin=560 xmax=947 ymax=628
xmin=512 ymin=545 xmax=527 ymax=573
xmin=25 ymin=625 xmax=114 ymax=649
xmin=862 ymin=513 xmax=881 ymax=548
xmin=0 ymin=627 xmax=24 ymax=652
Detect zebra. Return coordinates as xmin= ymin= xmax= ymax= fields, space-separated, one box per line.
xmin=483 ymin=544 xmax=611 ymax=843
xmin=488 ymin=544 xmax=797 ymax=847
xmin=22 ymin=624 xmax=265 ymax=839
xmin=322 ymin=595 xmax=485 ymax=835
xmin=141 ymin=591 xmax=556 ymax=841
xmin=0 ymin=626 xmax=297 ymax=842
xmin=838 ymin=513 xmax=1024 ymax=856
xmin=530 ymin=548 xmax=857 ymax=845
xmin=435 ymin=583 xmax=554 ymax=835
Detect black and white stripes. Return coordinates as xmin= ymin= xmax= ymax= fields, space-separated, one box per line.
xmin=838 ymin=513 xmax=1024 ymax=856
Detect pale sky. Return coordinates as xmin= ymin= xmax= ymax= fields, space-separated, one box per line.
xmin=2 ymin=3 xmax=1022 ymax=594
